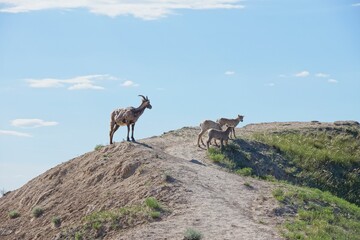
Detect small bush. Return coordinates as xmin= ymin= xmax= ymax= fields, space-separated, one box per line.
xmin=75 ymin=232 xmax=83 ymax=240
xmin=94 ymin=144 xmax=104 ymax=151
xmin=149 ymin=211 xmax=161 ymax=219
xmin=272 ymin=188 xmax=285 ymax=202
xmin=52 ymin=216 xmax=61 ymax=227
xmin=235 ymin=167 xmax=253 ymax=176
xmin=32 ymin=207 xmax=44 ymax=218
xmin=9 ymin=210 xmax=20 ymax=219
xmin=184 ymin=228 xmax=203 ymax=240
xmin=145 ymin=197 xmax=162 ymax=211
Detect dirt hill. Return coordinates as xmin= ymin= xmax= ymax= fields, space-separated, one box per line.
xmin=1 ymin=121 xmax=358 ymax=239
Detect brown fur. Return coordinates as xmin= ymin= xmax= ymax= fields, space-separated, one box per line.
xmin=109 ymin=95 xmax=152 ymax=144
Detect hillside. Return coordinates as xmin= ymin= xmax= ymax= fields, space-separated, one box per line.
xmin=1 ymin=121 xmax=359 ymax=239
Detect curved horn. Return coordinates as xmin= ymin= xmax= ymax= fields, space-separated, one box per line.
xmin=146 ymin=96 xmax=149 ymax=100
xmin=138 ymin=95 xmax=146 ymax=101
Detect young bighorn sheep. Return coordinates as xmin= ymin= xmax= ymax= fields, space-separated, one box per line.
xmin=197 ymin=120 xmax=222 ymax=147
xmin=207 ymin=126 xmax=234 ymax=149
xmin=109 ymin=95 xmax=152 ymax=144
xmin=217 ymin=115 xmax=244 ymax=139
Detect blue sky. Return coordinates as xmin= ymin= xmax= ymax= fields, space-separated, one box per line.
xmin=1 ymin=0 xmax=359 ymax=191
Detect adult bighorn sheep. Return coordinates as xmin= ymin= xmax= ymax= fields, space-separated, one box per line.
xmin=207 ymin=126 xmax=234 ymax=149
xmin=109 ymin=95 xmax=152 ymax=144
xmin=197 ymin=120 xmax=222 ymax=147
xmin=217 ymin=115 xmax=244 ymax=139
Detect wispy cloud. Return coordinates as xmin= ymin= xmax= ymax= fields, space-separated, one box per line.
xmin=11 ymin=119 xmax=58 ymax=128
xmin=225 ymin=71 xmax=235 ymax=75
xmin=121 ymin=80 xmax=139 ymax=87
xmin=0 ymin=130 xmax=32 ymax=137
xmin=328 ymin=79 xmax=338 ymax=84
xmin=26 ymin=74 xmax=115 ymax=90
xmin=352 ymin=3 xmax=360 ymax=7
xmin=315 ymin=73 xmax=330 ymax=78
xmin=265 ymin=83 xmax=275 ymax=87
xmin=294 ymin=71 xmax=310 ymax=77
xmin=0 ymin=0 xmax=245 ymax=20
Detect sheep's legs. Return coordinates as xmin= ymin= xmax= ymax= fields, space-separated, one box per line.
xmin=131 ymin=123 xmax=135 ymax=142
xmin=206 ymin=137 xmax=212 ymax=149
xmin=126 ymin=124 xmax=136 ymax=142
xmin=109 ymin=121 xmax=119 ymax=144
xmin=197 ymin=130 xmax=206 ymax=147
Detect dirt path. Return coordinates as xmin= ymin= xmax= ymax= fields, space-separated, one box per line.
xmin=115 ymin=127 xmax=283 ymax=239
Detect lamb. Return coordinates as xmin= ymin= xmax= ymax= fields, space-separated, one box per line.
xmin=217 ymin=114 xmax=244 ymax=139
xmin=197 ymin=120 xmax=222 ymax=147
xmin=207 ymin=126 xmax=234 ymax=149
xmin=109 ymin=95 xmax=152 ymax=144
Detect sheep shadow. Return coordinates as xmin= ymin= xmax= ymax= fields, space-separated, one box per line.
xmin=190 ymin=159 xmax=207 ymax=166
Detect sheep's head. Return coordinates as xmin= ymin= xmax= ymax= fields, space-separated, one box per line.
xmin=139 ymin=95 xmax=152 ymax=109
xmin=238 ymin=115 xmax=244 ymax=122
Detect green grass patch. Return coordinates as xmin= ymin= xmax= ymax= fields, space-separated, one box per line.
xmin=207 ymin=147 xmax=236 ymax=169
xmin=235 ymin=167 xmax=253 ymax=176
xmin=253 ymin=129 xmax=360 ymax=205
xmin=273 ymin=185 xmax=360 ymax=240
xmin=184 ymin=228 xmax=203 ymax=240
xmin=94 ymin=144 xmax=104 ymax=151
xmin=77 ymin=197 xmax=166 ymax=238
xmin=8 ymin=210 xmax=20 ymax=219
xmin=52 ymin=216 xmax=61 ymax=227
xmin=32 ymin=207 xmax=44 ymax=218
xmin=149 ymin=211 xmax=161 ymax=219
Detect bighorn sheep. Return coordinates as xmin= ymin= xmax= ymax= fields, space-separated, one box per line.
xmin=207 ymin=126 xmax=234 ymax=149
xmin=109 ymin=95 xmax=152 ymax=144
xmin=217 ymin=115 xmax=244 ymax=139
xmin=198 ymin=120 xmax=222 ymax=147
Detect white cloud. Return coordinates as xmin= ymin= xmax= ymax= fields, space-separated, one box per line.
xmin=315 ymin=73 xmax=330 ymax=78
xmin=0 ymin=130 xmax=32 ymax=137
xmin=0 ymin=0 xmax=245 ymax=20
xmin=225 ymin=71 xmax=235 ymax=75
xmin=26 ymin=74 xmax=115 ymax=90
xmin=278 ymin=74 xmax=287 ymax=78
xmin=352 ymin=3 xmax=360 ymax=7
xmin=265 ymin=83 xmax=275 ymax=87
xmin=328 ymin=79 xmax=338 ymax=84
xmin=68 ymin=83 xmax=104 ymax=90
xmin=294 ymin=71 xmax=310 ymax=77
xmin=121 ymin=80 xmax=139 ymax=87
xmin=11 ymin=119 xmax=58 ymax=128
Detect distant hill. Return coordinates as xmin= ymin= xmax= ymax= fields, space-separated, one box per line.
xmin=1 ymin=121 xmax=359 ymax=239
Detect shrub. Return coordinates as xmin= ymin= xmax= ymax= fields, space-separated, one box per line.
xmin=32 ymin=207 xmax=44 ymax=218
xmin=94 ymin=144 xmax=104 ymax=151
xmin=145 ymin=197 xmax=162 ymax=211
xmin=149 ymin=211 xmax=161 ymax=219
xmin=52 ymin=216 xmax=61 ymax=227
xmin=75 ymin=232 xmax=83 ymax=240
xmin=184 ymin=228 xmax=203 ymax=240
xmin=272 ymin=188 xmax=285 ymax=201
xmin=9 ymin=210 xmax=20 ymax=219
xmin=235 ymin=167 xmax=253 ymax=176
